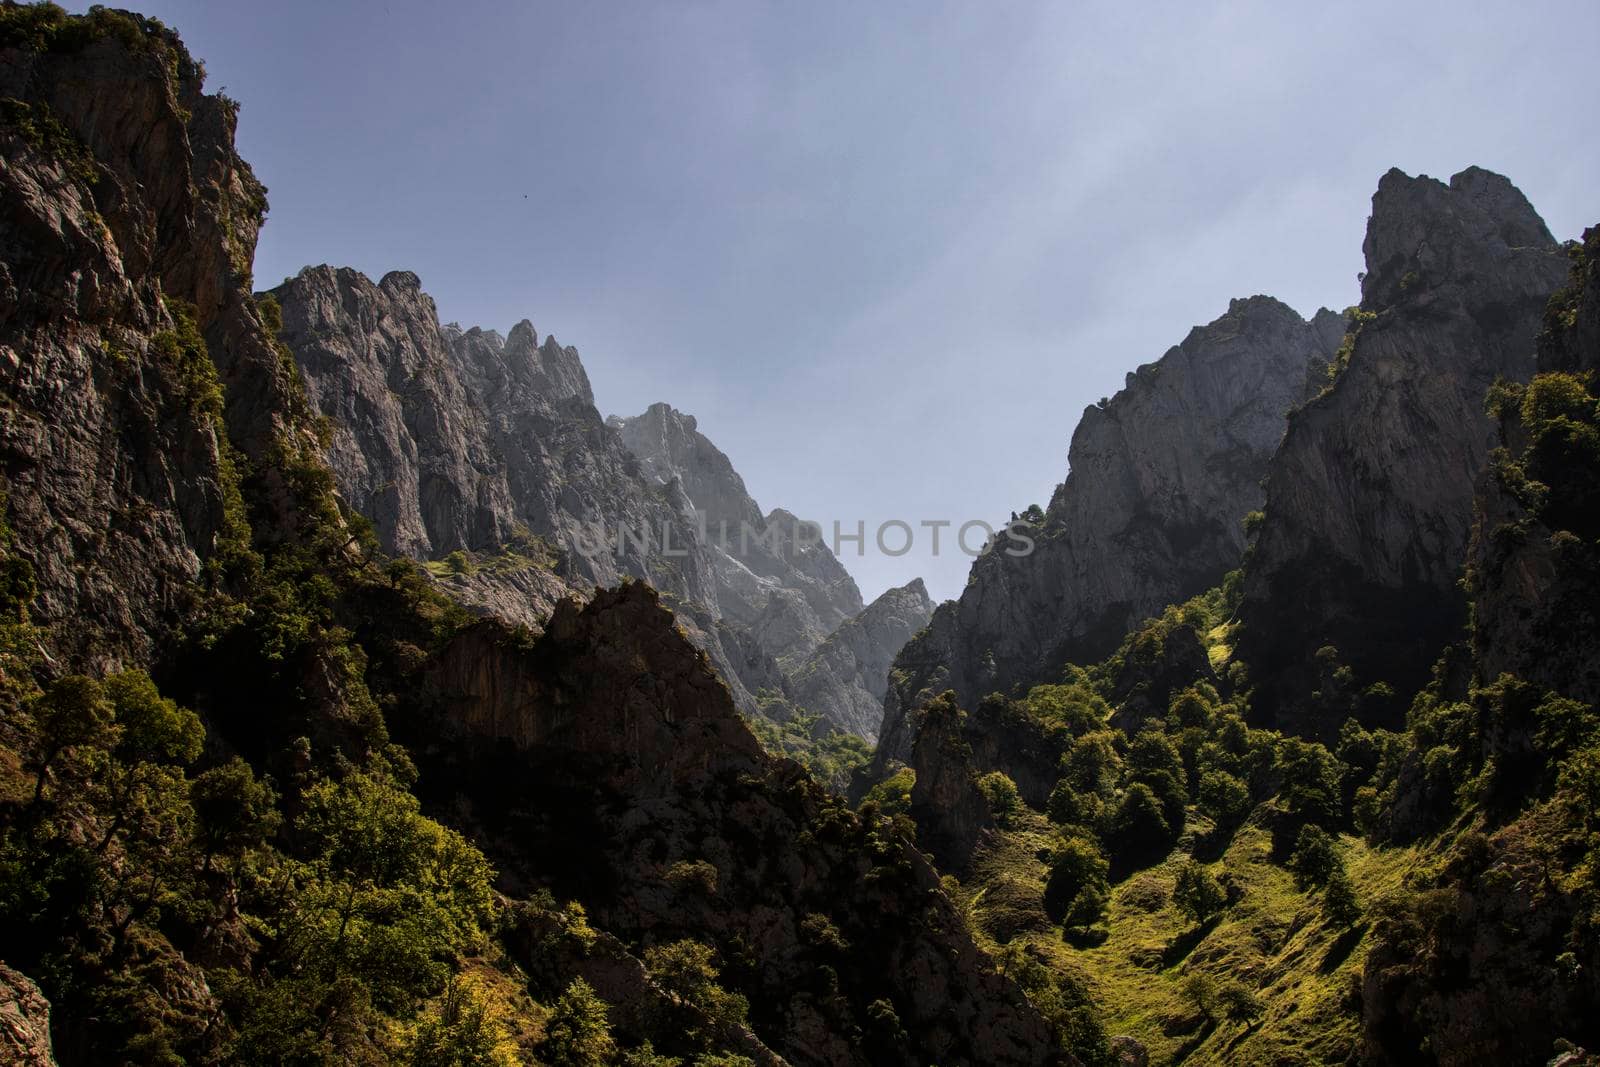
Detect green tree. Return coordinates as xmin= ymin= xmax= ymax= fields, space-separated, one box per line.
xmin=103 ymin=670 xmax=203 ymax=765
xmin=1172 ymin=859 xmax=1226 ymax=925
xmin=543 ymin=977 xmax=615 ymax=1066
xmin=1062 ymin=732 xmax=1122 ymax=796
xmin=1323 ymin=866 xmax=1362 ymax=927
xmin=1022 ymin=683 xmax=1109 ymax=735
xmin=1043 ymin=836 xmax=1109 ymax=926
xmin=405 ymin=974 xmax=517 ymax=1066
xmin=977 ymin=771 xmax=1021 ymax=823
xmin=25 ymin=674 xmax=114 ymax=805
xmin=1197 ymin=770 xmax=1251 ymax=827
xmin=92 ymin=671 xmax=204 ymax=853
xmin=271 ymin=767 xmax=496 ymax=1013
xmin=1277 ymin=738 xmax=1342 ymax=831
xmin=191 ymin=756 xmax=280 ymax=873
xmin=1217 ymin=981 xmax=1264 ymax=1027
xmin=642 ymin=939 xmax=748 ymax=1028
xmin=1110 ymin=782 xmax=1170 ymax=859
xmin=1179 ymin=971 xmax=1218 ymax=1021
xmin=1288 ymin=824 xmax=1341 ymax=889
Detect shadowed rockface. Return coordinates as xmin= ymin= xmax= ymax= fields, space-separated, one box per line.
xmin=1236 ymin=167 xmax=1570 ymax=734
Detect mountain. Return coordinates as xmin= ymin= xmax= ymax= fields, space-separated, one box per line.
xmin=787 ymin=578 xmax=935 ymax=740
xmin=269 ymin=269 xmax=918 ymax=740
xmin=871 ymin=295 xmax=1343 ymax=768
xmin=1468 ymin=225 xmax=1600 ymax=708
xmin=0 ymin=9 xmax=1076 ymax=1064
xmin=1235 ymin=167 xmax=1570 ymax=733
xmin=609 ymin=403 xmax=864 ymax=667
xmin=270 ymin=265 xmax=845 ymax=721
xmin=266 ymin=265 xmax=716 ymax=605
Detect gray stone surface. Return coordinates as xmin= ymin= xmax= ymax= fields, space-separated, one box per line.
xmin=1236 ymin=167 xmax=1569 ymax=732
xmin=874 ymin=294 xmax=1341 ymax=766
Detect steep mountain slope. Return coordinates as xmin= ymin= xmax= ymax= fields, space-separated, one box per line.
xmin=872 ymin=296 xmax=1342 ymax=768
xmin=268 ymin=265 xmax=717 ymax=605
xmin=414 ymin=582 xmax=1065 ymax=1067
xmin=0 ymin=5 xmax=303 ymax=668
xmin=610 ymin=403 xmax=864 ymax=667
xmin=786 ymin=578 xmax=935 ymax=740
xmin=1468 ymin=226 xmax=1600 ymax=706
xmin=1236 ymin=167 xmax=1570 ymax=732
xmin=0 ymin=8 xmax=1077 ymax=1064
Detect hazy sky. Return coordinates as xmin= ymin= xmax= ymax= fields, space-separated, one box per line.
xmin=99 ymin=1 xmax=1599 ymax=603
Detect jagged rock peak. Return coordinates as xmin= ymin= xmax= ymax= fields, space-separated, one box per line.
xmin=789 ymin=577 xmax=937 ymax=739
xmin=378 ymin=268 xmax=424 ymax=291
xmin=611 ymin=403 xmax=864 ymax=667
xmin=867 ymin=292 xmax=1338 ymax=772
xmin=1237 ymin=166 xmax=1570 ymax=732
xmin=1361 ymin=165 xmax=1557 ymax=309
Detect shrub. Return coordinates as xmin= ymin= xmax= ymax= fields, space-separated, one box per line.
xmin=664 ymin=859 xmax=719 ymax=897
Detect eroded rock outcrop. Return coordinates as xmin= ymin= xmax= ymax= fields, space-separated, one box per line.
xmin=1236 ymin=168 xmax=1570 ymax=732
xmin=0 ymin=964 xmax=54 ymax=1067
xmin=269 ymin=267 xmax=717 ymax=605
xmin=1468 ymin=226 xmax=1600 ymax=707
xmin=610 ymin=403 xmax=864 ymax=667
xmin=788 ymin=578 xmax=935 ymax=740
xmin=872 ymin=296 xmax=1341 ymax=768
xmin=419 ymin=582 xmax=1068 ymax=1067
xmin=0 ymin=16 xmax=311 ymax=667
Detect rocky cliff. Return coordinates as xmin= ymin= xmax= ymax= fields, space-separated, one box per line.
xmin=788 ymin=578 xmax=934 ymax=740
xmin=0 ymin=963 xmax=55 ymax=1067
xmin=1236 ymin=167 xmax=1570 ymax=732
xmin=271 ymin=270 xmax=916 ymax=736
xmin=0 ymin=7 xmax=312 ymax=669
xmin=1468 ymin=226 xmax=1600 ymax=707
xmin=266 ymin=265 xmax=854 ymax=717
xmin=872 ymin=295 xmax=1341 ymax=766
xmin=268 ymin=266 xmax=717 ymax=604
xmin=415 ymin=582 xmax=1067 ymax=1066
xmin=610 ymin=403 xmax=864 ymax=667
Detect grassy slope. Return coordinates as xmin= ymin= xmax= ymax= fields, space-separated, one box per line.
xmin=950 ymin=804 xmax=1426 ymax=1065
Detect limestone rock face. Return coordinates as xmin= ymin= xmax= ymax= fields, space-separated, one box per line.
xmin=1468 ymin=225 xmax=1600 ymax=707
xmin=0 ymin=964 xmax=55 ymax=1067
xmin=789 ymin=578 xmax=935 ymax=740
xmin=269 ymin=266 xmax=513 ymax=559
xmin=873 ymin=296 xmax=1340 ymax=767
xmin=270 ymin=267 xmax=716 ymax=606
xmin=272 ymin=271 xmax=915 ymax=733
xmin=610 ymin=404 xmax=864 ymax=666
xmin=0 ymin=19 xmax=311 ymax=668
xmin=419 ymin=582 xmax=1066 ymax=1066
xmin=1236 ymin=168 xmax=1570 ymax=732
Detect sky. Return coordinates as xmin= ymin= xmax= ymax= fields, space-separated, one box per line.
xmin=90 ymin=0 xmax=1600 ymax=603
